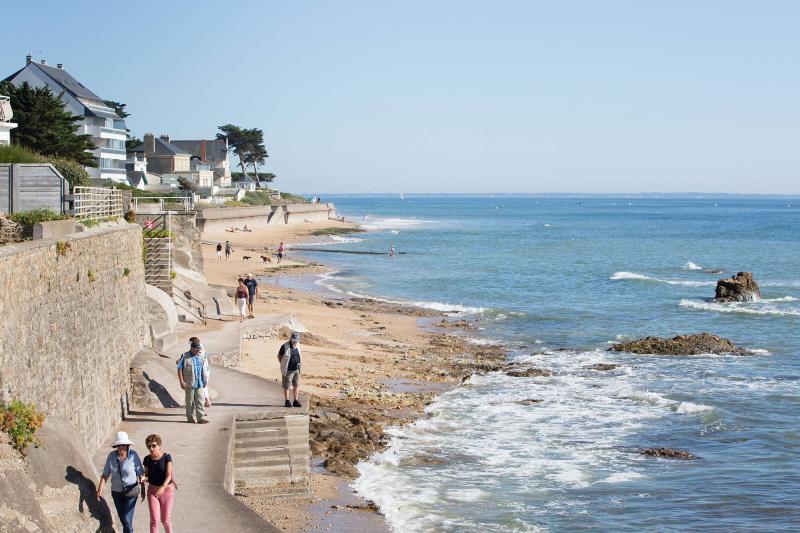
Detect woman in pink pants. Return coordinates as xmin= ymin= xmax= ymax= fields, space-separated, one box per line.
xmin=142 ymin=434 xmax=175 ymax=533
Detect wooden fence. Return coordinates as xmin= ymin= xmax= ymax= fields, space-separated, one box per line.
xmin=0 ymin=164 xmax=67 ymax=214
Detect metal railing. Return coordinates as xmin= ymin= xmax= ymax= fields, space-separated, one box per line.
xmin=132 ymin=196 xmax=193 ymax=213
xmin=72 ymin=186 xmax=124 ymax=221
xmin=173 ymin=289 xmax=207 ymax=325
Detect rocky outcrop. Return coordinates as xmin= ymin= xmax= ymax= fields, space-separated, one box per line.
xmin=504 ymin=366 xmax=554 ymax=378
xmin=609 ymin=333 xmax=750 ymax=355
xmin=714 ymin=272 xmax=760 ymax=302
xmin=641 ymin=447 xmax=697 ymax=460
xmin=585 ymin=363 xmax=619 ymax=371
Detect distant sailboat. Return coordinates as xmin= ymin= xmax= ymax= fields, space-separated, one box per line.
xmin=400 ymin=193 xmax=405 ymax=200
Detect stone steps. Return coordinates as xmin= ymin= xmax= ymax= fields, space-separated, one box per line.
xmin=231 ymin=413 xmax=310 ymax=489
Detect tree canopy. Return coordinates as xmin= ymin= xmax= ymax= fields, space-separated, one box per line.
xmin=0 ymin=81 xmax=96 ymax=166
xmin=216 ymin=124 xmax=269 ymax=185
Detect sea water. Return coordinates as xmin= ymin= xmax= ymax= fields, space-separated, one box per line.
xmin=296 ymin=195 xmax=800 ymax=533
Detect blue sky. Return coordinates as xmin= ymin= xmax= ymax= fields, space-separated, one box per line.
xmin=2 ymin=1 xmax=798 ymax=193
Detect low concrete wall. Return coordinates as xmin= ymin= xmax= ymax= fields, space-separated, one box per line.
xmin=197 ymin=204 xmax=337 ymax=231
xmin=0 ymin=222 xmax=147 ymax=451
xmin=33 ymin=219 xmax=77 ymax=240
xmin=196 ymin=206 xmax=271 ymax=232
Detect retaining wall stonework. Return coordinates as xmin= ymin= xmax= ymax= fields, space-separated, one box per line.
xmin=0 ymin=222 xmax=147 ymax=452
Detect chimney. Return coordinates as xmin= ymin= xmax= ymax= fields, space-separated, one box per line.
xmin=200 ymin=140 xmax=207 ymax=161
xmin=144 ymin=133 xmax=155 ymax=153
xmin=26 ymin=54 xmax=32 ymax=65
xmin=57 ymin=63 xmax=63 ymax=69
xmin=40 ymin=59 xmax=47 ymax=66
xmin=159 ymin=134 xmax=170 ymax=143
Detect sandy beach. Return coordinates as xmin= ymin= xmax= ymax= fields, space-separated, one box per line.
xmin=198 ymin=220 xmax=507 ymax=531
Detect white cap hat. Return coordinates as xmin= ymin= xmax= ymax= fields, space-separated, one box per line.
xmin=111 ymin=431 xmax=135 ymax=447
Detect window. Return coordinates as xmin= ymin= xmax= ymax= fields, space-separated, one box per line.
xmin=100 ymin=158 xmax=114 ymax=169
xmin=107 ymin=139 xmax=125 ymax=150
xmin=105 ymin=118 xmax=114 ymax=128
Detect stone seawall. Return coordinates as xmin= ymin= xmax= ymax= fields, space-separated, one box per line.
xmin=0 ymin=222 xmax=147 ymax=451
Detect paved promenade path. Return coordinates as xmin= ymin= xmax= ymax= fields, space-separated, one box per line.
xmin=93 ymin=317 xmax=305 ymax=533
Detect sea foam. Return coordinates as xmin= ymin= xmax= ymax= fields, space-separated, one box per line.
xmin=679 ymin=299 xmax=800 ymax=316
xmin=610 ymin=272 xmax=716 ymax=286
xmin=683 ymin=261 xmax=703 ymax=270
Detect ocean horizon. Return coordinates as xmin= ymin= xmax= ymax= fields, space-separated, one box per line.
xmin=294 ymin=194 xmax=799 ymax=532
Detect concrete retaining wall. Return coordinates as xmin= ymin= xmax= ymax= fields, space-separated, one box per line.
xmin=197 ymin=204 xmax=337 ymax=231
xmin=32 ymin=219 xmax=77 ymax=240
xmin=0 ymin=222 xmax=147 ymax=451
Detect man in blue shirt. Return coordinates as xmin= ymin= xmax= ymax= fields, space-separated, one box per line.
xmin=244 ymin=273 xmax=259 ymax=318
xmin=177 ymin=342 xmax=208 ymax=423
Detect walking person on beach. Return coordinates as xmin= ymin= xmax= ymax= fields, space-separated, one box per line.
xmin=96 ymin=431 xmax=145 ymax=533
xmin=177 ymin=341 xmax=208 ymax=423
xmin=244 ymin=273 xmax=259 ymax=319
xmin=225 ymin=240 xmax=233 ymax=260
xmin=234 ymin=278 xmax=249 ymax=322
xmin=277 ymin=332 xmax=302 ymax=407
xmin=216 ymin=242 xmax=222 ymax=261
xmin=143 ymin=434 xmax=175 ymax=533
xmin=276 ymin=242 xmax=285 ymax=263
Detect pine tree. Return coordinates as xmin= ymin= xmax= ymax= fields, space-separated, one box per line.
xmin=0 ymin=81 xmax=96 ymax=166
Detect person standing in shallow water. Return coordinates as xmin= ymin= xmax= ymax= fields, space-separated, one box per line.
xmin=96 ymin=431 xmax=144 ymax=533
xmin=277 ymin=332 xmax=302 ymax=407
xmin=143 ymin=434 xmax=175 ymax=533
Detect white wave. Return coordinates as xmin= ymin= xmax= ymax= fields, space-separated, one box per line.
xmin=674 ymin=402 xmax=714 ymax=414
xmin=411 ymin=300 xmax=487 ymax=314
xmin=749 ymin=348 xmax=771 ymax=355
xmin=762 ymin=296 xmax=799 ymax=302
xmin=610 ymin=271 xmax=715 ymax=286
xmin=679 ymin=299 xmax=800 ymax=316
xmin=313 ymin=271 xmax=345 ymax=294
xmin=361 ymin=217 xmax=432 ymax=230
xmin=293 ymin=235 xmax=363 ymax=246
xmin=598 ymin=472 xmax=646 ymax=484
xmin=331 ymin=235 xmax=363 ymax=243
xmin=683 ymin=261 xmax=703 ymax=270
xmin=467 ymin=337 xmax=502 ymax=346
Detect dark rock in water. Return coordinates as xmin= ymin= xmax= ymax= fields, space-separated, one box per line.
xmin=609 ymin=333 xmax=750 ymax=355
xmin=504 ymin=366 xmax=553 ymax=378
xmin=585 ymin=363 xmax=619 ymax=371
xmin=703 ymin=268 xmax=724 ymax=274
xmin=714 ymin=271 xmax=760 ymax=302
xmin=515 ymin=398 xmax=544 ymax=405
xmin=641 ymin=447 xmax=697 ymax=460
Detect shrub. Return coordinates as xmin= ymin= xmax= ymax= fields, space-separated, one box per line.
xmin=224 ymin=200 xmax=249 ymax=207
xmin=124 ymin=210 xmax=136 ymax=223
xmin=144 ymin=229 xmax=173 ymax=238
xmin=0 ymin=144 xmax=42 ymax=163
xmin=87 ymin=269 xmax=96 ymax=283
xmin=8 ymin=208 xmax=68 ymax=226
xmin=80 ymin=216 xmax=120 ymax=228
xmin=0 ymin=400 xmax=45 ymax=453
xmin=56 ymin=240 xmax=71 ymax=256
xmin=48 ymin=156 xmax=91 ymax=188
xmin=123 ymin=267 xmax=130 ymax=277
xmin=170 ymin=270 xmax=177 ymax=279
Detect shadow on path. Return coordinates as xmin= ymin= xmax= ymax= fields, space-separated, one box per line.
xmin=65 ymin=466 xmax=116 ymax=533
xmin=144 ymin=371 xmax=180 ymax=407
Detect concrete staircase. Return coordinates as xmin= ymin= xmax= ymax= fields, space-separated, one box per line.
xmin=233 ymin=413 xmax=310 ymax=489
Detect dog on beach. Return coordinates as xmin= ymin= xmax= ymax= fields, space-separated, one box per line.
xmin=242 ymin=256 xmax=252 ymax=261
xmin=260 ymin=255 xmax=272 ymax=263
